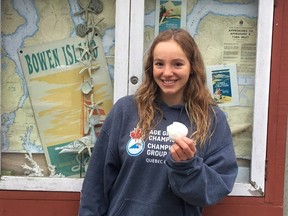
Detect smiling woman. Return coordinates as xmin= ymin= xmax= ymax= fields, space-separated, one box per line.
xmin=79 ymin=29 xmax=238 ymax=216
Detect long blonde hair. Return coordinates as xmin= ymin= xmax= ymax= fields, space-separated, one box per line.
xmin=135 ymin=29 xmax=216 ymax=146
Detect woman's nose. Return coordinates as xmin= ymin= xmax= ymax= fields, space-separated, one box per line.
xmin=163 ymin=65 xmax=173 ymax=76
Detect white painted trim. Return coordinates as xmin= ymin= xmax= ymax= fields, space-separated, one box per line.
xmin=250 ymin=0 xmax=274 ymax=194
xmin=0 ymin=176 xmax=261 ymax=196
xmin=128 ymin=0 xmax=145 ymax=95
xmin=0 ymin=176 xmax=83 ymax=192
xmin=0 ymin=175 xmax=263 ymax=196
xmin=230 ymin=183 xmax=263 ymax=196
xmin=114 ymin=0 xmax=131 ymax=103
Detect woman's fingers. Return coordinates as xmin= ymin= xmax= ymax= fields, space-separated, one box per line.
xmin=170 ymin=137 xmax=196 ymax=161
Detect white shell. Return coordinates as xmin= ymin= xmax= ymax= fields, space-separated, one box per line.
xmin=81 ymin=81 xmax=92 ymax=94
xmin=167 ymin=122 xmax=188 ymax=141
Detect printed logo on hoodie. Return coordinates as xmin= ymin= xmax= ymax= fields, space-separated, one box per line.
xmin=126 ymin=128 xmax=145 ymax=156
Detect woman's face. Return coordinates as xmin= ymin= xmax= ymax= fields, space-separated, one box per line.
xmin=153 ymin=39 xmax=191 ymax=106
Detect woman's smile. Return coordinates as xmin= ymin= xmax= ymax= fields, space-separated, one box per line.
xmin=161 ymin=79 xmax=178 ymax=85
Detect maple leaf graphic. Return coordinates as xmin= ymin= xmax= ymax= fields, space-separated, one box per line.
xmin=130 ymin=128 xmax=142 ymax=140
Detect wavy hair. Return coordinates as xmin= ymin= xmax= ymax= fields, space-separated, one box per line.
xmin=135 ymin=29 xmax=216 ymax=146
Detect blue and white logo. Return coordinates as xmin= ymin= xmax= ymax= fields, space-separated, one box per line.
xmin=126 ymin=139 xmax=145 ymax=156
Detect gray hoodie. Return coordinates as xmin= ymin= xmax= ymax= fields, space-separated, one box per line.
xmin=79 ymin=95 xmax=238 ymax=216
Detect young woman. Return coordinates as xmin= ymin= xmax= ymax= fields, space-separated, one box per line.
xmin=78 ymin=29 xmax=238 ymax=216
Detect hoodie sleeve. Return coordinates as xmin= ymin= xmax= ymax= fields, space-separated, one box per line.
xmin=165 ymin=109 xmax=238 ymax=207
xmin=78 ymin=109 xmax=121 ymax=216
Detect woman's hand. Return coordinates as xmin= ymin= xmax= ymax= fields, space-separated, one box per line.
xmin=170 ymin=137 xmax=196 ymax=161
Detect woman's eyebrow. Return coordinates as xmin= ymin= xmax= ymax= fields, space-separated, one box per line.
xmin=153 ymin=58 xmax=163 ymax=62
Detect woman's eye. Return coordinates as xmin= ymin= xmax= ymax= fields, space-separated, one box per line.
xmin=174 ymin=63 xmax=183 ymax=68
xmin=154 ymin=62 xmax=163 ymax=67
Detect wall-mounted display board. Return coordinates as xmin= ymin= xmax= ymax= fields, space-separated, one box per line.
xmin=1 ymin=0 xmax=274 ymax=197
xmin=114 ymin=0 xmax=274 ymax=197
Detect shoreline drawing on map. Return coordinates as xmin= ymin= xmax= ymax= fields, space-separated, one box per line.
xmin=2 ymin=0 xmax=42 ymax=153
